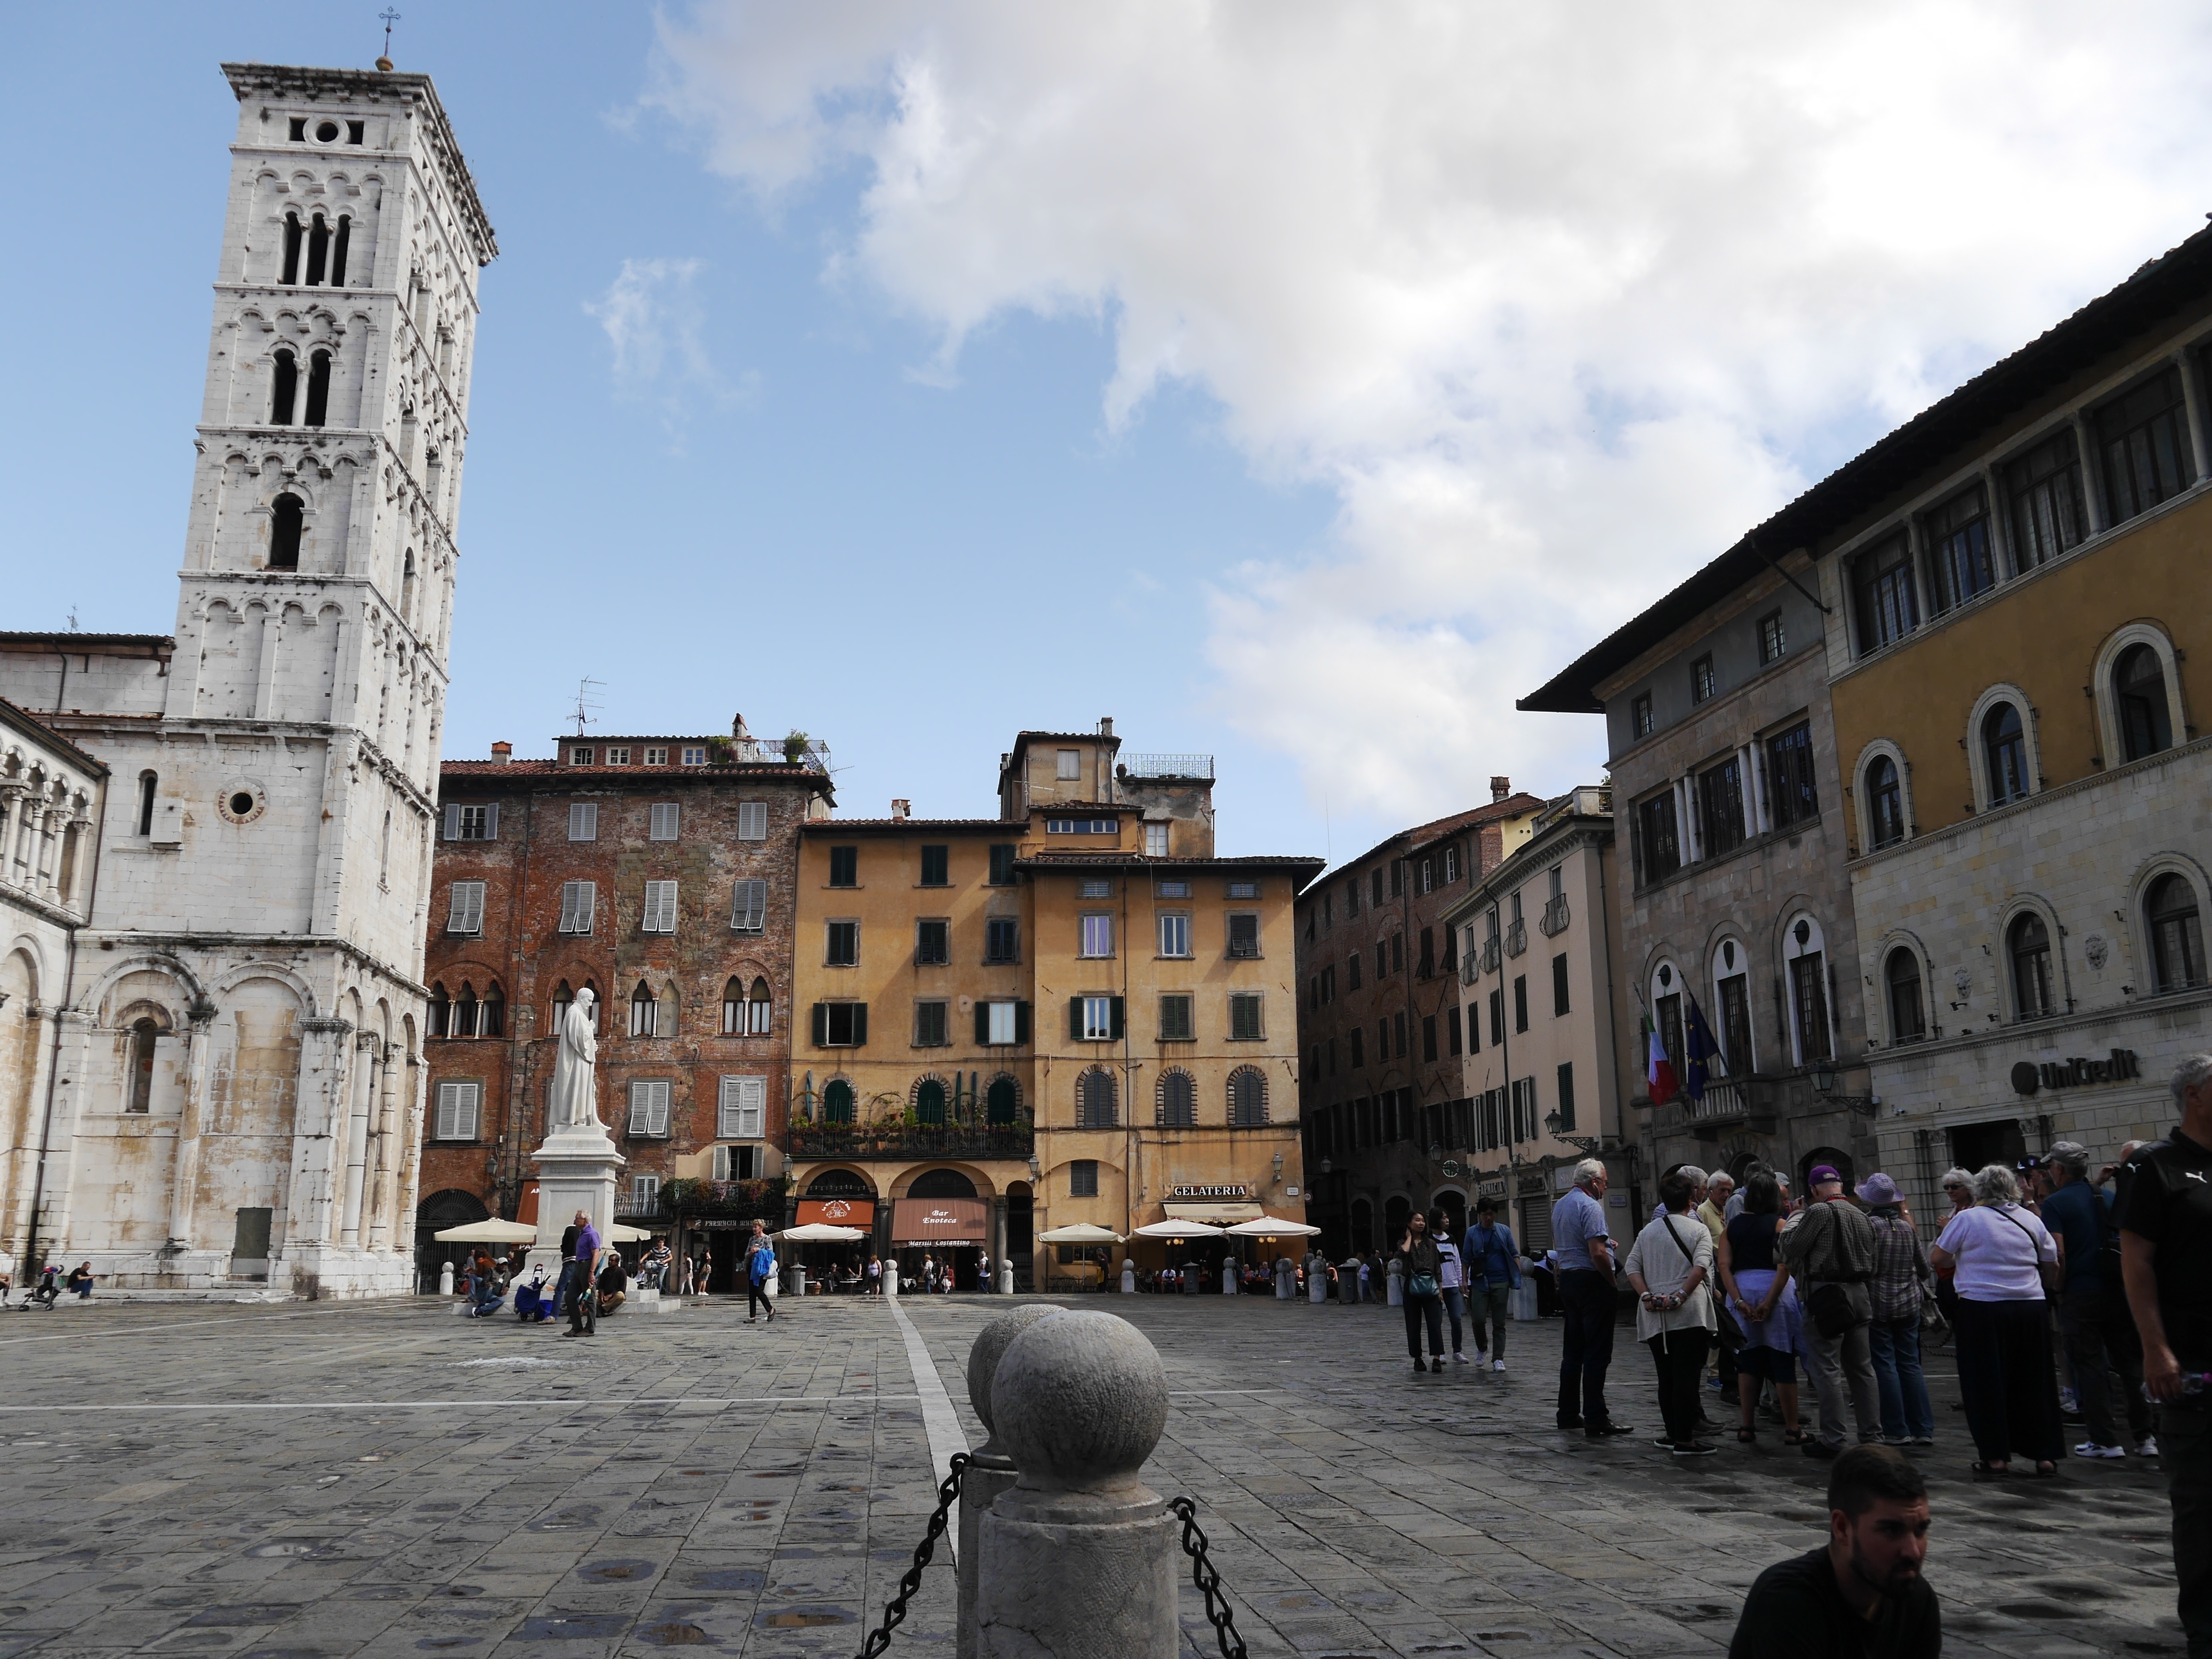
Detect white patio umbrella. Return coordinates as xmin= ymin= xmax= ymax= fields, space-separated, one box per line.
xmin=607 ymin=1224 xmax=654 ymax=1243
xmin=1225 ymin=1215 xmax=1322 ymax=1238
xmin=1130 ymin=1219 xmax=1224 ymax=1239
xmin=1036 ymin=1223 xmax=1125 ymax=1244
xmin=775 ymin=1222 xmax=868 ymax=1242
xmin=432 ymin=1218 xmax=537 ymax=1244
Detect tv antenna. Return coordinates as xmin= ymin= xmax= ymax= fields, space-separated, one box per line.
xmin=377 ymin=9 xmax=400 ymax=70
xmin=570 ymin=677 xmax=603 ymax=737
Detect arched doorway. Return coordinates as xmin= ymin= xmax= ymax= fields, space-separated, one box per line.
xmin=1007 ymin=1180 xmax=1034 ymax=1291
xmin=1798 ymin=1146 xmax=1856 ymax=1198
xmin=900 ymin=1167 xmax=985 ymax=1289
xmin=908 ymin=1168 xmax=978 ymax=1199
xmin=1432 ymin=1188 xmax=1467 ymax=1240
xmin=414 ymin=1189 xmax=488 ymax=1294
xmin=807 ymin=1168 xmax=871 ymax=1198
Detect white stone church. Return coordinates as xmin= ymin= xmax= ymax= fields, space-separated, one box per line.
xmin=0 ymin=61 xmax=493 ymax=1295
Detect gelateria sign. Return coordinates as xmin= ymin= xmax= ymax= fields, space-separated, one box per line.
xmin=2011 ymin=1049 xmax=2142 ymax=1095
xmin=1166 ymin=1183 xmax=1251 ymax=1200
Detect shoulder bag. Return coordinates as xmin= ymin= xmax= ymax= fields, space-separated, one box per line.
xmin=1992 ymin=1205 xmax=2062 ymax=1296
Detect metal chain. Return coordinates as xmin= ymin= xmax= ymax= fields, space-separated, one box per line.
xmin=1169 ymin=1496 xmax=1250 ymax=1659
xmin=855 ymin=1452 xmax=968 ymax=1659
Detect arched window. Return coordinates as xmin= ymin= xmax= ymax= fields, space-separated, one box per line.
xmin=2009 ymin=913 xmax=2056 ymax=1020
xmin=629 ymin=980 xmax=657 ymax=1038
xmin=281 ymin=211 xmax=304 ymax=285
xmin=1866 ymin=756 xmax=1905 ymax=849
xmin=454 ymin=982 xmax=479 ymax=1039
xmin=986 ymin=1076 xmax=1020 ymax=1125
xmin=1077 ymin=1068 xmax=1118 ymax=1128
xmin=329 ymin=215 xmax=351 ymax=287
xmin=304 ymin=349 xmax=331 ymax=428
xmin=1157 ymin=1070 xmax=1195 ymax=1128
xmin=428 ymin=983 xmax=450 ymax=1038
xmin=268 ymin=493 xmax=304 ymax=570
xmin=1229 ymin=1068 xmax=1268 ymax=1126
xmin=551 ymin=980 xmax=572 ymax=1034
xmin=582 ymin=980 xmax=601 ymax=1030
xmin=915 ymin=1079 xmax=947 ymax=1125
xmin=401 ymin=550 xmax=417 ymax=626
xmin=748 ymin=978 xmax=772 ymax=1034
xmin=304 ymin=213 xmax=330 ymax=286
xmin=1983 ymin=702 xmax=2031 ymax=805
xmin=271 ymin=349 xmax=298 ymax=424
xmin=721 ymin=976 xmax=745 ymax=1035
xmin=1885 ymin=948 xmax=1925 ymax=1043
xmin=135 ymin=771 xmax=157 ymax=837
xmin=480 ymin=982 xmax=505 ymax=1039
xmin=2115 ymin=644 xmax=2175 ymax=762
xmin=823 ymin=1079 xmax=855 ymax=1124
xmin=125 ymin=1019 xmax=158 ymax=1113
xmin=2149 ymin=874 xmax=2206 ymax=993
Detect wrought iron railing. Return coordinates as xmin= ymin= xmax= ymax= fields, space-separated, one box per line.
xmin=1121 ymin=753 xmax=1214 ymax=780
xmin=1480 ymin=937 xmax=1502 ymax=974
xmin=1504 ymin=919 xmax=1527 ymax=958
xmin=1539 ymin=895 xmax=1570 ymax=937
xmin=786 ymin=1121 xmax=1035 ymax=1161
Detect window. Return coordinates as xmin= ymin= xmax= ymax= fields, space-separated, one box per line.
xmin=1046 ymin=817 xmax=1117 ymax=834
xmin=1418 ymin=858 xmax=1434 ymax=895
xmin=722 ymin=977 xmax=746 ymax=1035
xmin=914 ymin=1000 xmax=949 ymax=1046
xmin=1923 ymin=484 xmax=1996 ymax=613
xmin=829 ymin=846 xmax=858 ymax=887
xmin=822 ymin=1079 xmax=856 ymax=1122
xmin=1511 ymin=1078 xmax=1538 ymax=1143
xmin=737 ymin=801 xmax=768 ymax=840
xmin=1070 ymin=1158 xmax=1100 ymax=1196
xmin=1767 ymin=721 xmax=1819 ymax=829
xmin=644 ymin=747 xmax=670 ymax=767
xmin=630 ymin=1175 xmax=661 ymax=1211
xmin=1075 ymin=995 xmax=1122 ymax=1042
xmin=1421 ymin=1015 xmax=1437 ymax=1061
xmin=649 ymin=802 xmax=680 ymax=841
xmin=1226 ymin=914 xmax=1261 ymax=959
xmin=1698 ymin=757 xmax=1745 ymax=857
xmin=1851 ymin=533 xmax=1917 ymax=653
xmin=630 ymin=981 xmax=659 ymax=1038
xmin=1157 ymin=879 xmax=1192 ymax=899
xmin=604 ymin=747 xmax=631 ymax=767
xmin=1229 ymin=993 xmax=1264 ymax=1041
xmin=1791 ymin=951 xmax=1832 ymax=1060
xmin=1158 ymin=993 xmax=1194 ymax=1042
xmin=1555 ymin=1062 xmax=1576 ymax=1133
xmin=1159 ymin=914 xmax=1191 ymax=957
xmin=643 ymin=880 xmax=679 ymax=934
xmin=730 ymin=879 xmax=767 ymax=933
xmin=480 ymin=984 xmax=505 ymax=1038
xmin=1080 ymin=914 xmax=1114 ymax=958
xmin=268 ymin=493 xmax=304 ymax=570
xmin=2009 ymin=912 xmax=2056 ymax=1019
xmin=1349 ymin=1028 xmax=1365 ymax=1069
xmin=429 ymin=986 xmax=450 ymax=1042
xmin=1691 ymin=654 xmax=1716 ymax=703
xmin=1886 ymin=948 xmax=1926 ymax=1043
xmin=713 ymin=1144 xmax=764 ymax=1180
xmin=681 ymin=747 xmax=707 ymax=766
xmin=125 ymin=1020 xmax=158 ymax=1113
xmin=1758 ymin=611 xmax=1786 ymax=665
xmin=1159 ymin=1070 xmax=1196 ymax=1127
xmin=558 ymin=881 xmax=595 ymax=934
xmin=1418 ymin=927 xmax=1434 ymax=978
xmin=568 ymin=802 xmax=597 ymax=841
xmin=980 ymin=1000 xmax=1030 ymax=1045
xmin=569 ymin=747 xmax=595 ymax=766
xmin=2005 ymin=427 xmax=2090 ymax=571
xmin=272 ymin=349 xmax=298 ymax=422
xmin=1443 ymin=844 xmax=1461 ymax=882
xmin=826 ymin=921 xmax=859 ymax=966
xmin=920 ymin=845 xmax=950 ymax=886
xmin=1370 ymin=868 xmax=1384 ymax=906
xmin=1552 ymin=952 xmax=1570 ymax=1016
xmin=2115 ymin=644 xmax=2175 ymax=761
xmin=2149 ymin=874 xmax=2206 ymax=993
xmin=915 ymin=919 xmax=949 ymax=965
xmin=1347 ymin=951 xmax=1362 ymax=991
xmin=134 ymin=770 xmax=158 ymax=837
xmin=433 ymin=1082 xmax=481 ymax=1141
xmin=1447 ymin=1006 xmax=1462 ymax=1056
xmin=2097 ymin=365 xmax=2194 ymax=527
xmin=303 ymin=350 xmax=331 ymax=427
xmin=1513 ymin=975 xmax=1528 ymax=1034
xmin=742 ymin=978 xmax=771 ymax=1035
xmin=1229 ymin=1069 xmax=1268 ymax=1126
xmin=1144 ymin=823 xmax=1170 ymax=857
xmin=813 ymin=1003 xmax=868 ymax=1047
xmin=1636 ymin=791 xmax=1681 ymax=884
xmin=988 ymin=843 xmax=1017 ymax=884
xmin=445 ymin=880 xmax=485 ymax=935
xmin=1488 ymin=987 xmax=1503 ymax=1046
xmin=1867 ymin=756 xmax=1906 ymax=849
xmin=1080 ymin=878 xmax=1112 ymax=899
xmin=1632 ymin=693 xmax=1655 ymax=739
xmin=1718 ymin=972 xmax=1753 ymax=1075
xmin=913 ymin=1078 xmax=948 ymax=1125
xmin=986 ymin=917 xmax=1020 ymax=963
xmin=1391 ymin=934 xmax=1404 ymax=974
xmin=1057 ymin=748 xmax=1082 ymax=780
xmin=1077 ymin=1071 xmax=1118 ymax=1129
xmin=1655 ymin=991 xmax=1683 ymax=1084
xmin=1983 ymin=703 xmax=2031 ymax=805
xmin=626 ymin=1080 xmax=672 ymax=1137
xmin=453 ymin=984 xmax=479 ymax=1039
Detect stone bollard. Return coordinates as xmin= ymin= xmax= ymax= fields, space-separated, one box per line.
xmin=1221 ymin=1261 xmax=1238 ymax=1296
xmin=976 ymin=1311 xmax=1177 ymax=1659
xmin=1275 ymin=1256 xmax=1294 ymax=1299
xmin=998 ymin=1259 xmax=1015 ymax=1294
xmin=1386 ymin=1258 xmax=1403 ymax=1306
xmin=1307 ymin=1255 xmax=1325 ymax=1303
xmin=438 ymin=1261 xmax=454 ymax=1297
xmin=958 ymin=1305 xmax=1065 ymax=1659
xmin=1120 ymin=1261 xmax=1136 ymax=1294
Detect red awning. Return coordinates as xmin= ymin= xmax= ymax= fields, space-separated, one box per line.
xmin=796 ymin=1198 xmax=875 ymax=1227
xmin=891 ymin=1198 xmax=988 ymax=1245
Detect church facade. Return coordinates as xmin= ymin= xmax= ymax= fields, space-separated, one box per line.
xmin=0 ymin=62 xmax=494 ymax=1295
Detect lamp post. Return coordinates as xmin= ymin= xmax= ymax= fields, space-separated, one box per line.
xmin=1543 ymin=1109 xmax=1605 ymax=1157
xmin=1808 ymin=1059 xmax=1878 ymax=1118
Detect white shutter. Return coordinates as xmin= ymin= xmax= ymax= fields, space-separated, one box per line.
xmin=447 ymin=881 xmax=484 ymax=934
xmin=645 ymin=880 xmax=678 ymax=933
xmin=442 ymin=802 xmax=460 ymax=840
xmin=712 ymin=1143 xmax=732 ymax=1180
xmin=483 ymin=803 xmax=499 ymax=840
xmin=650 ymin=802 xmax=679 ymax=840
xmin=559 ymin=880 xmax=595 ymax=934
xmin=435 ymin=1082 xmax=479 ymax=1140
xmin=718 ymin=1074 xmax=745 ymax=1139
xmin=732 ymin=878 xmax=767 ymax=933
xmin=628 ymin=1079 xmax=671 ymax=1136
xmin=737 ymin=1075 xmax=765 ymax=1139
xmin=649 ymin=1080 xmax=671 ymax=1135
xmin=738 ymin=802 xmax=768 ymax=841
xmin=569 ymin=802 xmax=597 ymax=841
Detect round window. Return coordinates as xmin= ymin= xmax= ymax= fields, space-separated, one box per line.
xmin=229 ymin=792 xmax=256 ymax=817
xmin=315 ymin=120 xmax=341 ymax=144
xmin=217 ymin=783 xmax=268 ymax=826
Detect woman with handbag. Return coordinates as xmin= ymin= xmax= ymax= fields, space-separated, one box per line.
xmin=1931 ymin=1164 xmax=2065 ymax=1477
xmin=1397 ymin=1212 xmax=1447 ymax=1374
xmin=1718 ymin=1171 xmax=1809 ymax=1445
xmin=1624 ymin=1169 xmax=1720 ymax=1455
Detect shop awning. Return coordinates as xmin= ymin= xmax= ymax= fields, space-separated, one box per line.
xmin=1163 ymin=1202 xmax=1264 ymax=1224
xmin=890 ymin=1197 xmax=988 ymax=1246
xmin=797 ymin=1198 xmax=875 ymax=1227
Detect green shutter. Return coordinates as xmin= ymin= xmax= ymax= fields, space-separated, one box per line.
xmin=1070 ymin=996 xmax=1083 ymax=1040
xmin=852 ymin=1003 xmax=868 ymax=1046
xmin=976 ymin=1003 xmax=991 ymax=1046
xmin=1109 ymin=997 xmax=1125 ymax=1040
xmin=1016 ymin=1000 xmax=1032 ymax=1044
xmin=811 ymin=1002 xmax=827 ymax=1046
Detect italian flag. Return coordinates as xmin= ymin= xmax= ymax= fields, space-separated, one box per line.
xmin=1646 ymin=1018 xmax=1678 ymax=1107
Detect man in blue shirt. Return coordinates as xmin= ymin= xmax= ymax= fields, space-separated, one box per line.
xmin=2040 ymin=1141 xmax=2151 ymax=1457
xmin=1463 ymin=1198 xmax=1522 ymax=1371
xmin=1552 ymin=1158 xmax=1629 ymax=1437
xmin=564 ymin=1212 xmax=602 ymax=1337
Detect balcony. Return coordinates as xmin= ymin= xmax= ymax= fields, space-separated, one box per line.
xmin=1120 ymin=753 xmax=1214 ymax=780
xmin=1504 ymin=918 xmax=1528 ymax=958
xmin=1539 ymin=895 xmax=1570 ymax=938
xmin=1657 ymin=1077 xmax=1778 ymax=1138
xmin=1480 ymin=937 xmax=1502 ymax=975
xmin=787 ymin=1120 xmax=1036 ymax=1162
xmin=660 ymin=1176 xmax=790 ymax=1219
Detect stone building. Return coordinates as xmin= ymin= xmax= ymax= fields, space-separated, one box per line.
xmin=0 ymin=62 xmax=493 ymax=1294
xmin=787 ymin=722 xmax=1319 ymax=1290
xmin=1291 ymin=784 xmax=1545 ymax=1256
xmin=1441 ymin=787 xmax=1635 ymax=1251
xmin=421 ymin=729 xmax=833 ymax=1288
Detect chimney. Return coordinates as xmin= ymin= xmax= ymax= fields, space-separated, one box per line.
xmin=1490 ymin=775 xmax=1510 ymax=804
xmin=490 ymin=742 xmax=512 ymax=766
xmin=1099 ymin=716 xmax=1114 ymax=739
xmin=890 ymin=798 xmax=910 ymax=821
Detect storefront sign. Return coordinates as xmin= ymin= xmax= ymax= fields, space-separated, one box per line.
xmin=2011 ymin=1049 xmax=2141 ymax=1095
xmin=1166 ymin=1183 xmax=1250 ymax=1200
xmin=890 ymin=1198 xmax=988 ymax=1245
xmin=796 ymin=1198 xmax=875 ymax=1227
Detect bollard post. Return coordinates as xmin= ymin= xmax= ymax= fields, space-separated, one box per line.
xmin=1221 ymin=1260 xmax=1238 ymax=1296
xmin=1307 ymin=1250 xmax=1325 ymax=1303
xmin=1386 ymin=1257 xmax=1403 ymax=1306
xmin=1275 ymin=1255 xmax=1294 ymax=1299
xmin=958 ymin=1305 xmax=1064 ymax=1659
xmin=976 ymin=1311 xmax=1178 ymax=1659
xmin=438 ymin=1261 xmax=454 ymax=1297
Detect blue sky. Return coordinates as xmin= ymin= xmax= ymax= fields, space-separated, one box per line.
xmin=9 ymin=4 xmax=2212 ymax=865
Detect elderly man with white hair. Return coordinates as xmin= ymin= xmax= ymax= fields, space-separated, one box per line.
xmin=1699 ymin=1171 xmax=1739 ymax=1395
xmin=1552 ymin=1156 xmax=1631 ymax=1439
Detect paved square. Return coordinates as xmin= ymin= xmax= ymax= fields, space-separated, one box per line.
xmin=0 ymin=1293 xmax=2185 ymax=1656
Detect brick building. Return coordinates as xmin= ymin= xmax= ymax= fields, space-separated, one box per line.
xmin=1292 ymin=782 xmax=1545 ymax=1256
xmin=421 ymin=728 xmax=831 ymax=1287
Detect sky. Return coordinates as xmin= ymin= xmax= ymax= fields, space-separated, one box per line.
xmin=8 ymin=4 xmax=2212 ymax=866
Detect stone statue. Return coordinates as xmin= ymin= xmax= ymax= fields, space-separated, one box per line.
xmin=547 ymin=988 xmax=601 ymax=1131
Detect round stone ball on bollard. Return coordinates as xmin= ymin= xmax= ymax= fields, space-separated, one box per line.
xmin=959 ymin=1305 xmax=1066 ymax=1659
xmin=1221 ymin=1260 xmax=1238 ymax=1296
xmin=438 ymin=1261 xmax=454 ymax=1297
xmin=976 ymin=1311 xmax=1177 ymax=1659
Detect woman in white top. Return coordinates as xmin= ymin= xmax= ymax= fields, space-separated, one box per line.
xmin=1429 ymin=1207 xmax=1472 ymax=1365
xmin=1932 ymin=1163 xmax=2064 ymax=1477
xmin=1623 ymin=1169 xmax=1720 ymax=1456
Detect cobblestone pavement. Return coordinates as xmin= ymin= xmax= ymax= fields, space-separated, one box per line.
xmin=0 ymin=1291 xmax=2185 ymax=1657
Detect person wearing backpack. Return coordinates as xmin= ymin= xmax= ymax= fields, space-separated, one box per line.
xmin=1781 ymin=1165 xmax=1883 ymax=1460
xmin=745 ymin=1222 xmax=777 ymax=1323
xmin=2040 ymin=1140 xmax=2152 ymax=1459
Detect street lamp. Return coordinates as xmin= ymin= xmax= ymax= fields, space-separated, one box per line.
xmin=1543 ymin=1109 xmax=1604 ymax=1156
xmin=1807 ymin=1058 xmax=1877 ymax=1116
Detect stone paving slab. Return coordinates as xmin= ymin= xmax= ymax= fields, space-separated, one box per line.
xmin=0 ymin=1292 xmax=2187 ymax=1657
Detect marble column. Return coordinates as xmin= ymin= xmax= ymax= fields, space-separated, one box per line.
xmin=339 ymin=1032 xmax=376 ymax=1248
xmin=165 ymin=1003 xmax=219 ymax=1259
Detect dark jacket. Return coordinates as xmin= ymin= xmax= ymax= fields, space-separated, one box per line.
xmin=1397 ymin=1235 xmax=1443 ymax=1290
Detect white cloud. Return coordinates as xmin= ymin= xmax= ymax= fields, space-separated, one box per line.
xmin=649 ymin=0 xmax=2212 ymax=815
xmin=585 ymin=257 xmax=754 ymax=438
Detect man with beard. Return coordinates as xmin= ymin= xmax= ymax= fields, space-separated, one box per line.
xmin=1728 ymin=1445 xmax=1937 ymax=1657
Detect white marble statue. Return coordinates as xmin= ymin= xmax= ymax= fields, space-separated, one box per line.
xmin=547 ymin=988 xmax=602 ymax=1131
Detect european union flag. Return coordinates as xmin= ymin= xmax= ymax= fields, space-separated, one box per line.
xmin=1684 ymin=996 xmax=1721 ymax=1103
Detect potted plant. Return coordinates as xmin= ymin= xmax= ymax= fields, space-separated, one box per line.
xmin=783 ymin=730 xmax=811 ymax=765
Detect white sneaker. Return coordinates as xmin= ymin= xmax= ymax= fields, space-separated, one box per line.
xmin=2138 ymin=1435 xmax=2161 ymax=1457
xmin=1492 ymin=1358 xmax=1506 ymax=1373
xmin=1451 ymin=1351 xmax=1469 ymax=1364
xmin=2074 ymin=1441 xmax=2127 ymax=1459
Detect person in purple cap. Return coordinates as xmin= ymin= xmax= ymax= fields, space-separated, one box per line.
xmin=1857 ymin=1172 xmax=1935 ymax=1446
xmin=1781 ymin=1164 xmax=1881 ymax=1458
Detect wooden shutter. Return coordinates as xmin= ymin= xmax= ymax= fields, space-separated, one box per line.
xmin=447 ymin=881 xmax=483 ymax=934
xmin=1015 ymin=1000 xmax=1031 ymax=1044
xmin=1109 ymin=997 xmax=1125 ymax=1040
xmin=442 ymin=803 xmax=460 ymax=840
xmin=737 ymin=1076 xmax=765 ymax=1138
xmin=434 ymin=1081 xmax=462 ymax=1139
xmin=651 ymin=802 xmax=679 ymax=840
xmin=811 ymin=1003 xmax=828 ymax=1046
xmin=975 ymin=1003 xmax=991 ymax=1045
xmin=483 ymin=803 xmax=499 ymax=840
xmin=712 ymin=1144 xmax=731 ymax=1180
xmin=1069 ymin=996 xmax=1083 ymax=1040
xmin=644 ymin=880 xmax=678 ymax=933
xmin=719 ymin=1074 xmax=744 ymax=1138
xmin=739 ymin=802 xmax=767 ymax=840
xmin=851 ymin=1004 xmax=868 ymax=1046
xmin=570 ymin=801 xmax=597 ymax=841
xmin=731 ymin=878 xmax=767 ymax=932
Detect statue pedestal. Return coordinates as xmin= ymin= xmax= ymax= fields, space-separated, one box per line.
xmin=525 ymin=1123 xmax=625 ymax=1283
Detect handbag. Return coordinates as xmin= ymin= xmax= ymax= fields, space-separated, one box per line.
xmin=1408 ymin=1272 xmax=1440 ymax=1298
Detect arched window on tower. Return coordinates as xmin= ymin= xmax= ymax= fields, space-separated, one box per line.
xmin=1866 ymin=756 xmax=1905 ymax=849
xmin=630 ymin=979 xmax=657 ymax=1038
xmin=721 ymin=976 xmax=745 ymax=1035
xmin=1885 ymin=948 xmax=1925 ymax=1043
xmin=329 ymin=215 xmax=351 ymax=287
xmin=2009 ymin=913 xmax=2056 ymax=1020
xmin=749 ymin=977 xmax=772 ymax=1035
xmin=269 ymin=494 xmax=304 ymax=570
xmin=2150 ymin=874 xmax=2205 ymax=994
xmin=304 ymin=213 xmax=330 ymax=286
xmin=271 ymin=349 xmax=298 ymax=424
xmin=2115 ymin=644 xmax=2175 ymax=762
xmin=401 ymin=550 xmax=417 ymax=627
xmin=481 ymin=982 xmax=505 ymax=1038
xmin=551 ymin=980 xmax=572 ymax=1033
xmin=280 ymin=212 xmax=304 ymax=285
xmin=134 ymin=770 xmax=157 ymax=837
xmin=428 ymin=983 xmax=451 ymax=1038
xmin=454 ymin=982 xmax=479 ymax=1039
xmin=304 ymin=350 xmax=331 ymax=428
xmin=125 ymin=1019 xmax=159 ymax=1113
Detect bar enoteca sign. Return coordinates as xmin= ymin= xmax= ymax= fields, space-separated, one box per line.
xmin=890 ymin=1198 xmax=987 ymax=1245
xmin=1166 ymin=1184 xmax=1250 ymax=1200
